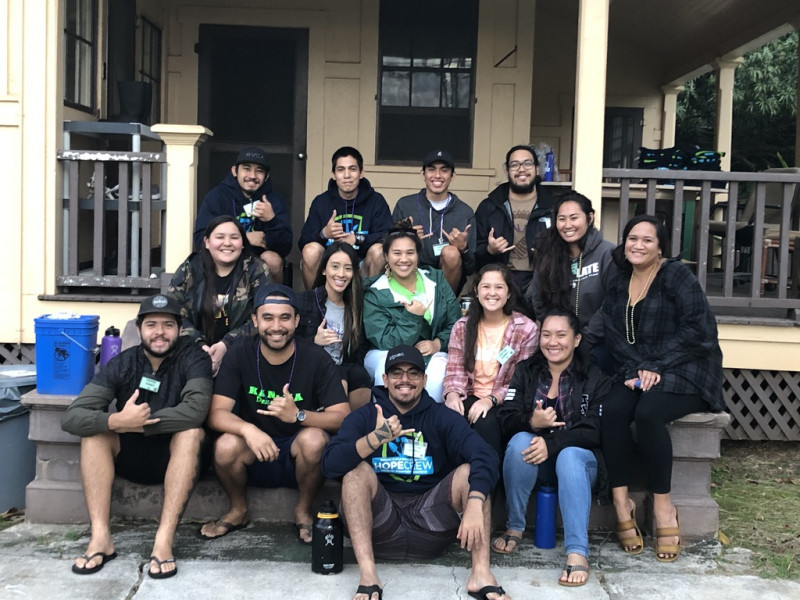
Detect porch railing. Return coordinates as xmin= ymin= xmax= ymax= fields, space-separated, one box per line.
xmin=601 ymin=168 xmax=800 ymax=319
xmin=57 ymin=148 xmax=166 ymax=294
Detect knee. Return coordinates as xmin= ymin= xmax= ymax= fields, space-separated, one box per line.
xmin=506 ymin=431 xmax=533 ymax=455
xmin=171 ymin=427 xmax=205 ymax=449
xmin=301 ymin=243 xmax=323 ymax=265
xmin=293 ymin=427 xmax=329 ymax=460
xmin=439 ymin=245 xmax=462 ymax=269
xmin=365 ymin=243 xmax=384 ymax=264
xmin=213 ymin=433 xmax=246 ymax=466
xmin=342 ymin=460 xmax=375 ymax=490
xmin=555 ymin=447 xmax=594 ymax=478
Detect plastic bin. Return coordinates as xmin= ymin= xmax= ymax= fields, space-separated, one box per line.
xmin=34 ymin=314 xmax=99 ymax=395
xmin=0 ymin=365 xmax=37 ymax=511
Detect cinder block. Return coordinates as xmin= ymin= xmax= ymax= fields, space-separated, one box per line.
xmin=671 ymin=459 xmax=712 ymax=496
xmin=38 ymin=456 xmax=82 ymax=483
xmin=28 ymin=409 xmax=79 ymax=444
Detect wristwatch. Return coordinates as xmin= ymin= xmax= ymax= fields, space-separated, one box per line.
xmin=489 ymin=395 xmax=498 ymax=407
xmin=296 ymin=409 xmax=306 ymax=423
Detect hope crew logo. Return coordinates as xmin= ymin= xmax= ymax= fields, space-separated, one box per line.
xmin=371 ymin=431 xmax=433 ymax=480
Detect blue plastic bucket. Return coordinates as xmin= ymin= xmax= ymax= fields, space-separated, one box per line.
xmin=34 ymin=315 xmax=99 ymax=395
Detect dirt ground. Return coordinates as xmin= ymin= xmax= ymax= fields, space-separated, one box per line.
xmin=712 ymin=440 xmax=800 ymax=579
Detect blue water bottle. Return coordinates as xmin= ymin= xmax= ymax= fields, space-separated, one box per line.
xmin=544 ymin=150 xmax=555 ymax=182
xmin=534 ymin=485 xmax=557 ymax=549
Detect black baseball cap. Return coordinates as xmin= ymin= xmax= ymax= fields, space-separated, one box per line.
xmin=235 ymin=147 xmax=271 ymax=171
xmin=422 ymin=150 xmax=455 ymax=170
xmin=254 ymin=283 xmax=299 ymax=311
xmin=137 ymin=294 xmax=182 ymax=318
xmin=384 ymin=345 xmax=426 ymax=373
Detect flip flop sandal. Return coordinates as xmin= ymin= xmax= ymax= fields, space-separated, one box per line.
xmin=491 ymin=532 xmax=522 ymax=554
xmin=148 ymin=556 xmax=178 ymax=579
xmin=616 ymin=501 xmax=644 ymax=555
xmin=198 ymin=519 xmax=250 ymax=540
xmin=355 ymin=584 xmax=383 ymax=600
xmin=468 ymin=585 xmax=507 ymax=600
xmin=71 ymin=551 xmax=117 ymax=575
xmin=558 ymin=563 xmax=589 ymax=587
xmin=293 ymin=522 xmax=313 ymax=545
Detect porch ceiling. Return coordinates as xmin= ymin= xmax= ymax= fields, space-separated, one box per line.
xmin=541 ymin=0 xmax=800 ymax=84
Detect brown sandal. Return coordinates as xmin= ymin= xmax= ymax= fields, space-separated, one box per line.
xmin=655 ymin=508 xmax=681 ymax=562
xmin=491 ymin=531 xmax=522 ymax=554
xmin=616 ymin=501 xmax=644 ymax=555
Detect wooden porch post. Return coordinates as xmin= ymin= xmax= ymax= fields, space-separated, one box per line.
xmin=661 ymin=84 xmax=685 ymax=149
xmin=713 ymin=57 xmax=743 ymax=172
xmin=572 ymin=0 xmax=609 ymax=223
xmin=150 ymin=125 xmax=213 ymax=272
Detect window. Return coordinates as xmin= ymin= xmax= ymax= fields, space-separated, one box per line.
xmin=603 ymin=108 xmax=643 ymax=168
xmin=377 ymin=0 xmax=478 ymax=164
xmin=139 ymin=18 xmax=163 ymax=123
xmin=64 ymin=0 xmax=97 ymax=112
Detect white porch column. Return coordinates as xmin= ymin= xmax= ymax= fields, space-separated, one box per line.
xmin=661 ymin=84 xmax=684 ymax=148
xmin=150 ymin=124 xmax=212 ymax=271
xmin=713 ymin=58 xmax=743 ymax=172
xmin=572 ymin=0 xmax=610 ymax=221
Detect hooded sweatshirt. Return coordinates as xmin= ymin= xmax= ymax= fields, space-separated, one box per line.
xmin=298 ymin=177 xmax=392 ymax=259
xmin=193 ymin=172 xmax=293 ymax=258
xmin=322 ymin=386 xmax=498 ymax=496
xmin=527 ymin=227 xmax=616 ymax=345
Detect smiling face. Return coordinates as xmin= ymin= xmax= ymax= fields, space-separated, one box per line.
xmin=323 ymin=250 xmax=354 ymax=297
xmin=556 ymin=200 xmax=592 ymax=247
xmin=476 ymin=270 xmax=509 ymax=315
xmin=204 ymin=221 xmax=244 ymax=271
xmin=139 ymin=314 xmax=180 ymax=358
xmin=422 ymin=162 xmax=454 ymax=201
xmin=624 ymin=221 xmax=662 ymax=270
xmin=539 ymin=315 xmax=581 ymax=370
xmin=386 ymin=236 xmax=419 ymax=282
xmin=332 ymin=155 xmax=363 ymax=200
xmin=252 ymin=300 xmax=299 ymax=352
xmin=382 ymin=363 xmax=427 ymax=411
xmin=506 ymin=148 xmax=537 ymax=194
xmin=232 ymin=162 xmax=268 ymax=198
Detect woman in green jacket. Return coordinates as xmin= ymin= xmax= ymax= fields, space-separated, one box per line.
xmin=363 ymin=225 xmax=462 ymax=401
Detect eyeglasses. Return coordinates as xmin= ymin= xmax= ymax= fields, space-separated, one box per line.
xmin=507 ymin=160 xmax=536 ymax=171
xmin=386 ymin=368 xmax=425 ymax=381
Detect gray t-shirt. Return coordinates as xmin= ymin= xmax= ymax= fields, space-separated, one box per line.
xmin=324 ymin=299 xmax=345 ymax=365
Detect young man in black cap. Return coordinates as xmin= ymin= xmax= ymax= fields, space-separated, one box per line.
xmin=200 ymin=284 xmax=350 ymax=544
xmin=193 ymin=146 xmax=293 ymax=283
xmin=392 ymin=150 xmax=476 ymax=293
xmin=322 ymin=345 xmax=511 ymax=600
xmin=298 ymin=146 xmax=393 ymax=289
xmin=62 ymin=294 xmax=213 ymax=579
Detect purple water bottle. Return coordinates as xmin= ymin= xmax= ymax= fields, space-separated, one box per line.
xmin=544 ymin=150 xmax=555 ymax=182
xmin=534 ymin=485 xmax=557 ymax=549
xmin=99 ymin=326 xmax=122 ymax=367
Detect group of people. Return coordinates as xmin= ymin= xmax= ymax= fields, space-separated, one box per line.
xmin=61 ymin=144 xmax=725 ymax=600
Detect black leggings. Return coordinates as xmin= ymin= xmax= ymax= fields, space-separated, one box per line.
xmin=601 ymin=383 xmax=709 ymax=494
xmin=463 ymin=395 xmax=504 ymax=460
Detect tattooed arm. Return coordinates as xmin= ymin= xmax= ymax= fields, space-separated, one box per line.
xmin=355 ymin=403 xmax=415 ymax=459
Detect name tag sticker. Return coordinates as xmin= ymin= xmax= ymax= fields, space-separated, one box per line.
xmin=539 ymin=216 xmax=552 ymax=228
xmin=402 ymin=440 xmax=428 ymax=458
xmin=139 ymin=376 xmax=161 ymax=393
xmin=432 ymin=242 xmax=448 ymax=257
xmin=497 ymin=345 xmax=515 ymax=365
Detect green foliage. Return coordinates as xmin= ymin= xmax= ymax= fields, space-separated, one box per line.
xmin=676 ymin=31 xmax=797 ymax=171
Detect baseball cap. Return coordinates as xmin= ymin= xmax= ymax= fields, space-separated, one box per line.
xmin=254 ymin=283 xmax=299 ymax=311
xmin=422 ymin=150 xmax=455 ymax=170
xmin=235 ymin=147 xmax=271 ymax=171
xmin=384 ymin=345 xmax=426 ymax=373
xmin=137 ymin=294 xmax=182 ymax=318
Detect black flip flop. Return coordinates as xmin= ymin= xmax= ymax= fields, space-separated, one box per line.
xmin=71 ymin=551 xmax=118 ymax=575
xmin=292 ymin=522 xmax=312 ymax=545
xmin=148 ymin=556 xmax=178 ymax=579
xmin=468 ymin=585 xmax=507 ymax=600
xmin=198 ymin=519 xmax=250 ymax=540
xmin=355 ymin=584 xmax=383 ymax=600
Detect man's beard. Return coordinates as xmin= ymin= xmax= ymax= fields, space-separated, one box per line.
xmin=508 ymin=179 xmax=535 ymax=195
xmin=260 ymin=329 xmax=296 ymax=352
xmin=141 ymin=337 xmax=177 ymax=358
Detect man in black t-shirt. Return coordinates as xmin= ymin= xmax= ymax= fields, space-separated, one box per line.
xmin=199 ymin=284 xmax=349 ymax=544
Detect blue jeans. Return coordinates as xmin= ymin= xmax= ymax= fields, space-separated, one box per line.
xmin=503 ymin=432 xmax=598 ymax=557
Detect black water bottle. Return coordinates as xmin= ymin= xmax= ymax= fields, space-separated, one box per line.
xmin=312 ymin=500 xmax=343 ymax=574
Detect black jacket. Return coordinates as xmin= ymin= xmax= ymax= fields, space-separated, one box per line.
xmin=498 ymin=354 xmax=610 ymax=501
xmin=193 ymin=173 xmax=293 ymax=258
xmin=475 ymin=182 xmax=555 ymax=269
xmin=295 ymin=285 xmax=368 ymax=364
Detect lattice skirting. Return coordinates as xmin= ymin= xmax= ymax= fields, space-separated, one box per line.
xmin=723 ymin=369 xmax=800 ymax=441
xmin=0 ymin=343 xmax=35 ymax=365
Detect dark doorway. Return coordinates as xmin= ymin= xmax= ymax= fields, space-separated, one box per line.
xmin=197 ymin=25 xmax=308 ymax=274
xmin=603 ymin=107 xmax=643 ymax=168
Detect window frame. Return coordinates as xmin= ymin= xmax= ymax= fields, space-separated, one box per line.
xmin=138 ymin=16 xmax=163 ymax=123
xmin=64 ymin=0 xmax=98 ymax=113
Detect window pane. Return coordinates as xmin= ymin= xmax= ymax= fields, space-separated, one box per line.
xmin=442 ymin=73 xmax=471 ymax=108
xmin=383 ymin=55 xmax=411 ymax=67
xmin=443 ymin=57 xmax=472 ymax=69
xmin=413 ymin=57 xmax=440 ymax=68
xmin=382 ymin=71 xmax=410 ymax=106
xmin=411 ymin=72 xmax=440 ymax=107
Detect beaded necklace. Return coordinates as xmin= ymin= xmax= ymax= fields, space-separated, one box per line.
xmin=624 ymin=261 xmax=659 ymax=345
xmin=256 ymin=339 xmax=298 ymax=393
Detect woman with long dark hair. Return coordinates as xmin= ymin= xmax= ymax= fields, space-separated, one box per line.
xmin=296 ymin=242 xmax=371 ymax=410
xmin=494 ymin=308 xmax=609 ymax=586
xmin=443 ymin=264 xmax=538 ymax=456
xmin=527 ymin=191 xmax=615 ymax=352
xmin=601 ymin=214 xmax=724 ymax=562
xmin=363 ymin=224 xmax=461 ymax=401
xmin=168 ymin=215 xmax=270 ymax=374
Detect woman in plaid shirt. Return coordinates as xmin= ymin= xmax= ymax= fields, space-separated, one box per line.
xmin=443 ymin=264 xmax=539 ymax=458
xmin=601 ymin=215 xmax=724 ymax=563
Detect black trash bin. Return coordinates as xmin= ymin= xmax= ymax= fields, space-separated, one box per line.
xmin=0 ymin=366 xmax=37 ymax=512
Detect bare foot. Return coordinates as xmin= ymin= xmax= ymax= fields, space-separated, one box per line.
xmin=199 ymin=509 xmax=249 ymax=539
xmin=73 ymin=536 xmax=115 ymax=571
xmin=559 ymin=552 xmax=589 ymax=585
xmin=294 ymin=508 xmax=314 ymax=544
xmin=491 ymin=529 xmax=523 ymax=554
xmin=149 ymin=540 xmax=176 ymax=577
xmin=466 ymin=572 xmax=512 ymax=600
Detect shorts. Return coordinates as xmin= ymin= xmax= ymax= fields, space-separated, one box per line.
xmin=342 ymin=470 xmax=461 ymax=560
xmin=339 ymin=362 xmax=372 ymax=392
xmin=245 ymin=432 xmax=300 ymax=488
xmin=115 ymin=430 xmax=211 ymax=485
